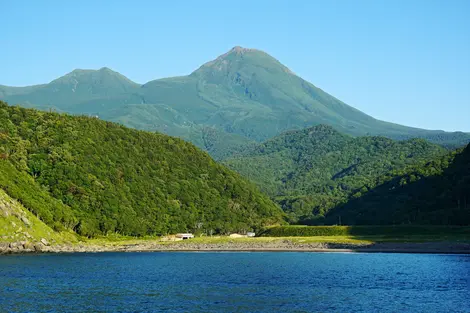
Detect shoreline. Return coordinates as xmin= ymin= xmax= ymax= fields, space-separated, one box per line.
xmin=2 ymin=240 xmax=470 ymax=255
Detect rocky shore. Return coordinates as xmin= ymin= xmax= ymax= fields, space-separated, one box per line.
xmin=1 ymin=239 xmax=470 ymax=255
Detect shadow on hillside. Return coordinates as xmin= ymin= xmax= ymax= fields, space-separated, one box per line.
xmin=323 ymin=145 xmax=470 ymax=226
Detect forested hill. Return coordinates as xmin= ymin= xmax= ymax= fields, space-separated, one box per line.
xmin=0 ymin=101 xmax=283 ymax=237
xmin=326 ymin=144 xmax=470 ymax=225
xmin=224 ymin=125 xmax=447 ymax=223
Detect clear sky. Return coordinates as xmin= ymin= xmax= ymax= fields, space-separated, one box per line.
xmin=2 ymin=0 xmax=469 ymax=132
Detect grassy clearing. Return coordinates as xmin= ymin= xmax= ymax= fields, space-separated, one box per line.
xmin=81 ymin=224 xmax=470 ymax=248
xmin=82 ymin=233 xmax=470 ymax=248
xmin=259 ymin=225 xmax=470 ymax=238
xmin=180 ymin=235 xmax=468 ymax=244
xmin=82 ymin=236 xmax=373 ymax=247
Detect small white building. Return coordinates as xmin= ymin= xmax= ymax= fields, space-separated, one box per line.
xmin=175 ymin=233 xmax=194 ymax=240
xmin=229 ymin=233 xmax=245 ymax=238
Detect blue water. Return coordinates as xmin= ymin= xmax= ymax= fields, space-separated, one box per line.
xmin=0 ymin=252 xmax=469 ymax=312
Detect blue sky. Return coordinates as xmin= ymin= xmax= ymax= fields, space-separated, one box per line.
xmin=2 ymin=0 xmax=469 ymax=131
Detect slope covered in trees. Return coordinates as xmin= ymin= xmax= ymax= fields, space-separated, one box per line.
xmin=2 ymin=47 xmax=469 ymax=158
xmin=0 ymin=101 xmax=283 ymax=237
xmin=224 ymin=125 xmax=447 ymax=223
xmin=326 ymin=144 xmax=470 ymax=225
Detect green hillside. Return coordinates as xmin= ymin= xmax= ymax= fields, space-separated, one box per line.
xmin=0 ymin=188 xmax=77 ymax=246
xmin=0 ymin=101 xmax=283 ymax=237
xmin=326 ymin=144 xmax=470 ymax=225
xmin=223 ymin=125 xmax=447 ymax=223
xmin=1 ymin=47 xmax=468 ymax=157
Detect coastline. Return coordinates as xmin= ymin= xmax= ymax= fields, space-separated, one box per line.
xmin=1 ymin=240 xmax=470 ymax=255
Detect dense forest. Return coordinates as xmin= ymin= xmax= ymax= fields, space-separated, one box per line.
xmin=224 ymin=125 xmax=449 ymax=223
xmin=1 ymin=99 xmax=467 ymax=237
xmin=0 ymin=101 xmax=283 ymax=237
xmin=326 ymin=144 xmax=470 ymax=225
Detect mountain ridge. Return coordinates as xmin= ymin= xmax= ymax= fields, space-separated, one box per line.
xmin=1 ymin=46 xmax=469 ymax=155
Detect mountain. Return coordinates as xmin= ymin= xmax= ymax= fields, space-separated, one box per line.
xmin=2 ymin=67 xmax=141 ymax=112
xmin=326 ymin=144 xmax=470 ymax=225
xmin=1 ymin=46 xmax=469 ymax=157
xmin=0 ymin=84 xmax=45 ymax=98
xmin=223 ymin=125 xmax=447 ymax=223
xmin=0 ymin=101 xmax=283 ymax=237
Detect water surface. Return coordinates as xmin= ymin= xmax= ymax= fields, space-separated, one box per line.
xmin=1 ymin=252 xmax=469 ymax=312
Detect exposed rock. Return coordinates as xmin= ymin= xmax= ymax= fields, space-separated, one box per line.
xmin=9 ymin=242 xmax=20 ymax=249
xmin=33 ymin=243 xmax=43 ymax=252
xmin=21 ymin=216 xmax=32 ymax=227
xmin=40 ymin=238 xmax=50 ymax=246
xmin=23 ymin=242 xmax=34 ymax=250
xmin=0 ymin=242 xmax=9 ymax=250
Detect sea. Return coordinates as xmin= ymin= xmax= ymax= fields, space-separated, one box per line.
xmin=1 ymin=252 xmax=469 ymax=312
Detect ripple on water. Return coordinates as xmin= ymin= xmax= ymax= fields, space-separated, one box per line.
xmin=0 ymin=252 xmax=469 ymax=312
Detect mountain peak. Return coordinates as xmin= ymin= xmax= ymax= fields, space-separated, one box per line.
xmin=230 ymin=45 xmax=245 ymax=52
xmin=51 ymin=67 xmax=138 ymax=87
xmin=100 ymin=66 xmax=111 ymax=71
xmin=191 ymin=46 xmax=294 ymax=76
xmin=217 ymin=46 xmax=272 ymax=60
xmin=69 ymin=68 xmax=95 ymax=74
xmin=67 ymin=67 xmax=117 ymax=76
xmin=226 ymin=46 xmax=261 ymax=55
